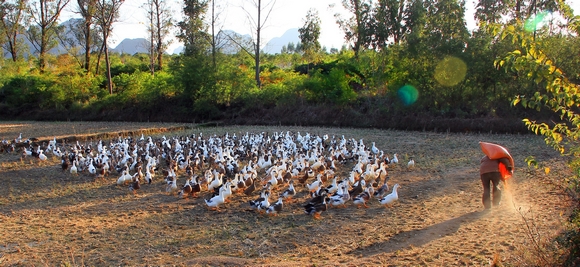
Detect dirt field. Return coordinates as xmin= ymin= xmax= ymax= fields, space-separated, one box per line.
xmin=0 ymin=122 xmax=573 ymax=266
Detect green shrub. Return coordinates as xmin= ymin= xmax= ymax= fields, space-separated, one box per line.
xmin=0 ymin=74 xmax=55 ymax=108
xmin=300 ymin=67 xmax=357 ymax=105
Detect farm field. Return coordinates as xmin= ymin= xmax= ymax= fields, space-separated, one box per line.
xmin=0 ymin=121 xmax=573 ymax=266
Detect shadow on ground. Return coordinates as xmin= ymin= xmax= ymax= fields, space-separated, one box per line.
xmin=348 ymin=210 xmax=489 ymax=257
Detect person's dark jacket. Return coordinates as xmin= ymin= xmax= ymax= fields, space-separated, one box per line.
xmin=480 ymin=156 xmax=512 ymax=175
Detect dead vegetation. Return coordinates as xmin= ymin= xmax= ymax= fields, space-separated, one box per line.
xmin=0 ymin=122 xmax=573 ymax=266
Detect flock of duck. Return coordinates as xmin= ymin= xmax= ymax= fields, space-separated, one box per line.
xmin=7 ymin=131 xmax=415 ymax=219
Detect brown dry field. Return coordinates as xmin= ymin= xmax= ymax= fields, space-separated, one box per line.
xmin=0 ymin=121 xmax=574 ymax=266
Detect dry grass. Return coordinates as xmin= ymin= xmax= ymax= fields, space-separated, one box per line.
xmin=0 ymin=122 xmax=573 ymax=266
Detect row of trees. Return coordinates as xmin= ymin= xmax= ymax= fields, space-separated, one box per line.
xmin=0 ymin=0 xmax=577 ymax=123
xmin=0 ymin=0 xmax=174 ymax=93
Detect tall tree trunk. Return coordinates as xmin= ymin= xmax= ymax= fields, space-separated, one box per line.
xmin=8 ymin=36 xmax=17 ymax=62
xmin=211 ymin=0 xmax=216 ymax=69
xmin=84 ymin=19 xmax=91 ymax=73
xmin=150 ymin=4 xmax=155 ymax=76
xmin=150 ymin=29 xmax=155 ymax=75
xmin=155 ymin=2 xmax=163 ymax=71
xmin=353 ymin=0 xmax=361 ymax=59
xmin=255 ymin=0 xmax=261 ymax=88
xmin=95 ymin=42 xmax=104 ymax=75
xmin=39 ymin=27 xmax=47 ymax=73
xmin=104 ymin=42 xmax=112 ymax=94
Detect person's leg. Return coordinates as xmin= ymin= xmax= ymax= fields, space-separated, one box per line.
xmin=481 ymin=173 xmax=492 ymax=209
xmin=491 ymin=174 xmax=502 ymax=206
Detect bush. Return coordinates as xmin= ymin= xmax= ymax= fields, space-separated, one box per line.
xmin=300 ymin=67 xmax=357 ymax=105
xmin=0 ymin=74 xmax=55 ymax=108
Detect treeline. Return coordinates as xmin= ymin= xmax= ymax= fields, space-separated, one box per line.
xmin=0 ymin=0 xmax=578 ymax=133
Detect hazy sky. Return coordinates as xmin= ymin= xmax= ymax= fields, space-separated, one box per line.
xmin=61 ymin=0 xmax=580 ymax=53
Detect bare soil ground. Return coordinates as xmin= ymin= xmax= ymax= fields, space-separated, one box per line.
xmin=0 ymin=122 xmax=573 ymax=266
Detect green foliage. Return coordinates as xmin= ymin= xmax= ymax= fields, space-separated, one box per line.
xmin=112 ymin=71 xmax=150 ymax=101
xmin=212 ymin=57 xmax=255 ymax=106
xmin=0 ymin=74 xmax=55 ymax=108
xmin=170 ymin=53 xmax=214 ymax=103
xmin=0 ymin=0 xmax=573 ymax=133
xmin=299 ymin=8 xmax=322 ymax=61
xmin=498 ymin=21 xmax=580 ymax=265
xmin=301 ymin=66 xmax=357 ymax=105
xmin=177 ymin=0 xmax=210 ymax=55
xmin=336 ymin=0 xmax=374 ymax=56
xmin=110 ymin=54 xmax=151 ymax=76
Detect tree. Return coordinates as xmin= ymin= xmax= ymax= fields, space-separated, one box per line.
xmin=177 ymin=0 xmax=209 ymax=56
xmin=94 ymin=0 xmax=124 ymax=94
xmin=208 ymin=0 xmax=226 ymax=68
xmin=146 ymin=0 xmax=155 ymax=75
xmin=335 ymin=0 xmax=373 ymax=58
xmin=507 ymin=0 xmax=560 ymax=23
xmin=404 ymin=0 xmax=427 ymax=53
xmin=474 ymin=0 xmax=510 ymax=26
xmin=0 ymin=0 xmax=28 ymax=62
xmin=374 ymin=0 xmax=408 ymax=48
xmin=55 ymin=18 xmax=86 ymax=68
xmin=424 ymin=0 xmax=469 ymax=54
xmin=498 ymin=11 xmax=580 ymax=264
xmin=77 ymin=0 xmax=97 ymax=73
xmin=240 ymin=0 xmax=276 ymax=88
xmin=26 ymin=0 xmax=71 ymax=72
xmin=144 ymin=0 xmax=173 ymax=74
xmin=298 ymin=8 xmax=321 ymax=65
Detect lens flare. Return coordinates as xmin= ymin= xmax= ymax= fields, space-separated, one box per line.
xmin=434 ymin=56 xmax=467 ymax=87
xmin=397 ymin=85 xmax=419 ymax=106
xmin=525 ymin=11 xmax=548 ymax=32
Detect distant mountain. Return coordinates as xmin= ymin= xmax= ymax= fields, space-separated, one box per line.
xmin=4 ymin=18 xmax=299 ymax=58
xmin=172 ymin=46 xmax=184 ymax=54
xmin=112 ymin=38 xmax=149 ymax=54
xmin=5 ymin=18 xmax=80 ymax=59
xmin=169 ymin=30 xmax=253 ymax=55
xmin=262 ymin=28 xmax=300 ymax=54
xmin=217 ymin=30 xmax=253 ymax=55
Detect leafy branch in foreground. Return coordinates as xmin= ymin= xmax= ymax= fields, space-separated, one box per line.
xmin=497 ymin=21 xmax=580 ymax=266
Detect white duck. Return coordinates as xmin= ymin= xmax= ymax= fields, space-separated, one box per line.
xmin=145 ymin=168 xmax=153 ymax=184
xmin=306 ymin=174 xmax=323 ymax=194
xmin=329 ymin=185 xmax=350 ymax=208
xmin=379 ymin=184 xmax=400 ymax=208
xmin=266 ymin=169 xmax=279 ymax=188
xmin=38 ymin=149 xmax=47 ymax=161
xmin=407 ymin=158 xmax=415 ymax=169
xmin=166 ymin=175 xmax=178 ymax=194
xmin=204 ymin=190 xmax=226 ymax=211
xmin=207 ymin=171 xmax=223 ymax=192
xmin=220 ymin=182 xmax=233 ymax=202
xmin=117 ymin=170 xmax=132 ymax=185
xmin=70 ymin=160 xmax=78 ymax=175
xmin=88 ymin=159 xmax=96 ymax=175
xmin=324 ymin=177 xmax=339 ymax=195
xmin=391 ymin=154 xmax=399 ymax=164
xmin=257 ymin=191 xmax=271 ymax=214
xmin=371 ymin=142 xmax=379 ymax=154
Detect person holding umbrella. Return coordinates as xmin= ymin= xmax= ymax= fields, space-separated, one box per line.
xmin=479 ymin=142 xmax=514 ymax=210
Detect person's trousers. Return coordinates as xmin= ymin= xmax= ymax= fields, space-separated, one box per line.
xmin=481 ymin=172 xmax=502 ymax=209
